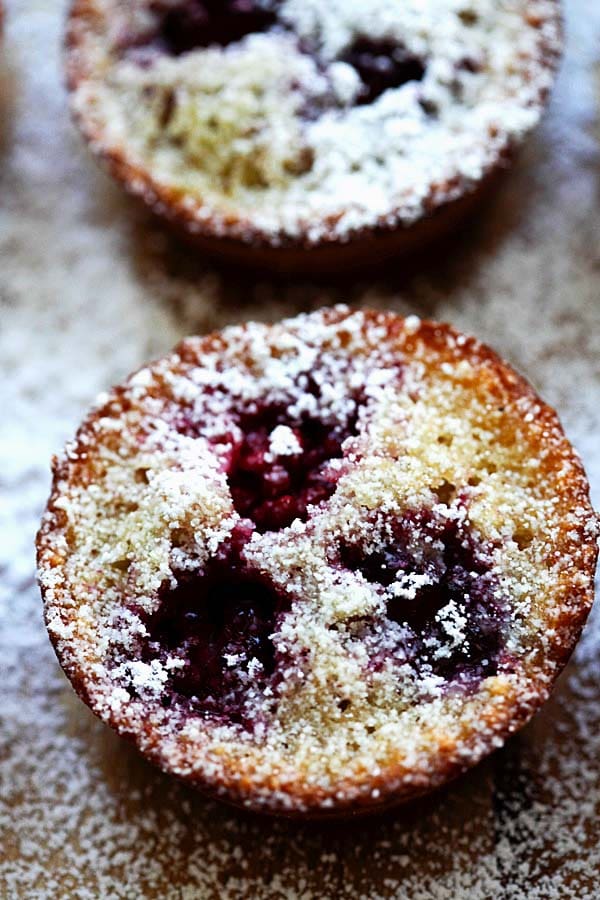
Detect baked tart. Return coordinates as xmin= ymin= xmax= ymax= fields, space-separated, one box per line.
xmin=65 ymin=0 xmax=562 ymax=272
xmin=38 ymin=307 xmax=597 ymax=816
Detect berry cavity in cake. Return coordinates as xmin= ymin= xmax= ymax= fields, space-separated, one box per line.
xmin=37 ymin=308 xmax=597 ymax=816
xmin=65 ymin=0 xmax=562 ymax=271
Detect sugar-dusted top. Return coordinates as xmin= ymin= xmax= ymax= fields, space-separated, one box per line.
xmin=66 ymin=0 xmax=562 ymax=245
xmin=37 ymin=307 xmax=597 ymax=814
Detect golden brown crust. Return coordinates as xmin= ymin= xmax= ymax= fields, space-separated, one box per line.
xmin=64 ymin=0 xmax=563 ymax=274
xmin=37 ymin=308 xmax=597 ymax=817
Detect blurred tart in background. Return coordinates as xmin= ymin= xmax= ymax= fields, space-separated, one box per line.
xmin=65 ymin=0 xmax=562 ymax=272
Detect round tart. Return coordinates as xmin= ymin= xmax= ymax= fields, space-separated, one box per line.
xmin=65 ymin=0 xmax=562 ymax=273
xmin=38 ymin=307 xmax=597 ymax=817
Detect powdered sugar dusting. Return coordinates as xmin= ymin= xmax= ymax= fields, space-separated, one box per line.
xmin=35 ymin=306 xmax=596 ymax=818
xmin=3 ymin=0 xmax=600 ymax=895
xmin=267 ymin=425 xmax=302 ymax=459
xmin=67 ymin=0 xmax=561 ymax=244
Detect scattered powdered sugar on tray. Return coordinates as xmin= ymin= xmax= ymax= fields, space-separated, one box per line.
xmin=2 ymin=0 xmax=600 ymax=897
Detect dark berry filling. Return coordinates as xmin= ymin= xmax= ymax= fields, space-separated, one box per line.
xmin=226 ymin=403 xmax=356 ymax=532
xmin=339 ymin=509 xmax=509 ymax=686
xmin=157 ymin=0 xmax=279 ymax=56
xmin=139 ymin=529 xmax=289 ymax=726
xmin=341 ymin=39 xmax=426 ymax=105
xmin=125 ymin=4 xmax=428 ymax=112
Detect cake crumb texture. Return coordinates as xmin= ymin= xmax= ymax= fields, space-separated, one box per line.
xmin=36 ymin=306 xmax=597 ymax=815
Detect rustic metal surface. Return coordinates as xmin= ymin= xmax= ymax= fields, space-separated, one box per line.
xmin=1 ymin=1 xmax=599 ymax=897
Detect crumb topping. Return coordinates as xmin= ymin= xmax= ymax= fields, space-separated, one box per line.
xmin=68 ymin=0 xmax=562 ymax=244
xmin=37 ymin=307 xmax=597 ymax=812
